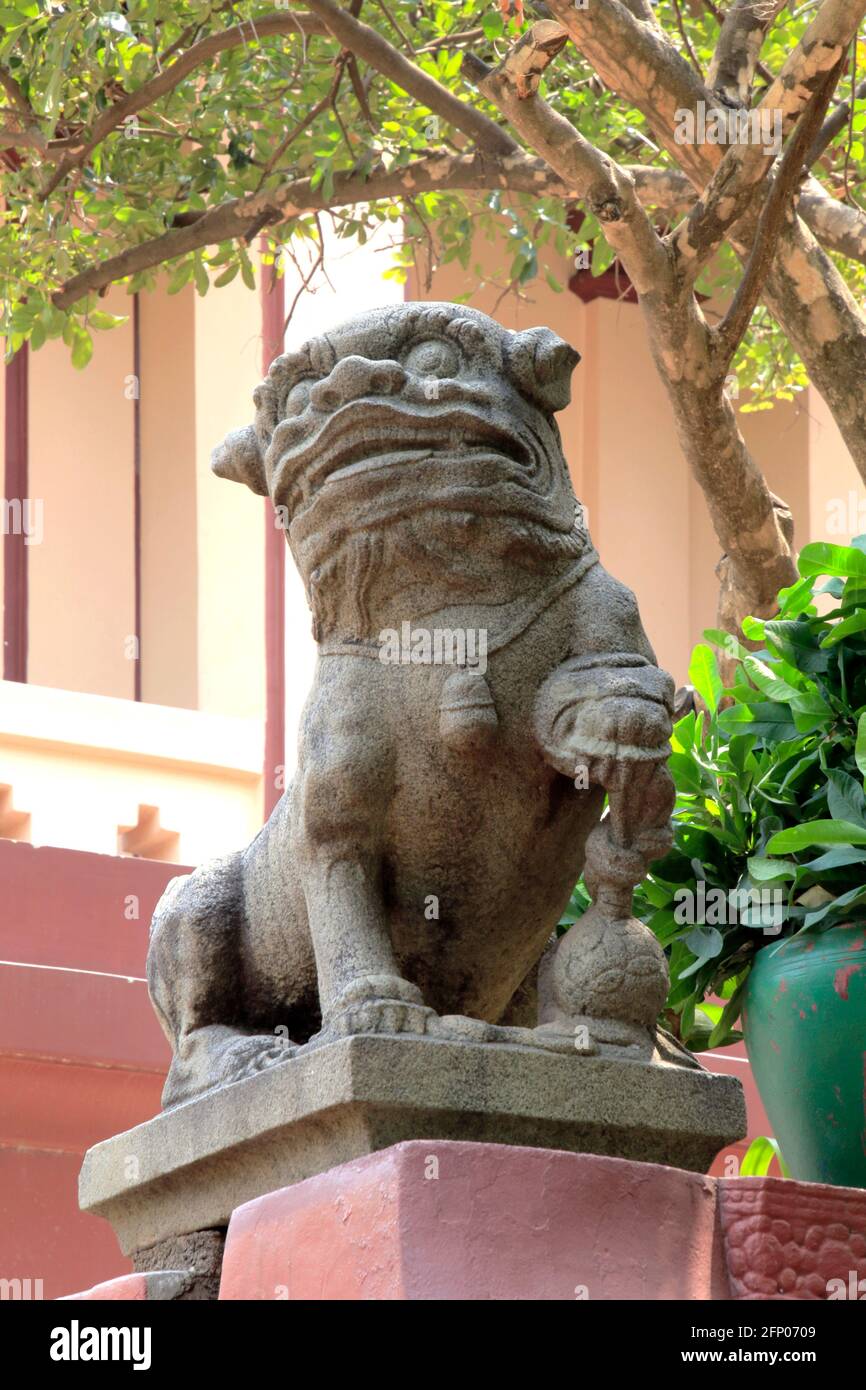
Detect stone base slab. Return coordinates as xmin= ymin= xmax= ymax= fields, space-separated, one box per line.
xmin=79 ymin=1033 xmax=744 ymax=1256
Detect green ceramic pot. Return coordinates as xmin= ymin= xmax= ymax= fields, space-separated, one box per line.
xmin=743 ymin=924 xmax=866 ymax=1188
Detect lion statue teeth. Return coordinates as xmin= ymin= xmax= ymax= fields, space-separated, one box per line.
xmin=147 ymin=302 xmax=681 ymax=1109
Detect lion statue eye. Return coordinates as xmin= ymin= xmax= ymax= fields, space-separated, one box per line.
xmin=285 ymin=379 xmax=314 ymax=417
xmin=403 ymin=339 xmax=460 ymax=379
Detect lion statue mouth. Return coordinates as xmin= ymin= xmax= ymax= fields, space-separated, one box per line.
xmin=271 ymin=400 xmax=535 ymax=503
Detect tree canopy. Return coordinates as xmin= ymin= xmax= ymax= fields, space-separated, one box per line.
xmin=2 ymin=0 xmax=866 ymax=626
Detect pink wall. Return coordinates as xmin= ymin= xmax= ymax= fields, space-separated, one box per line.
xmin=0 ymin=841 xmax=182 ymax=1298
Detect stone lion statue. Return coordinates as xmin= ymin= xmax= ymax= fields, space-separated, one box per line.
xmin=148 ymin=301 xmax=684 ymax=1109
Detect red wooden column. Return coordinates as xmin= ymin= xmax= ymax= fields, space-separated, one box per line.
xmin=261 ymin=247 xmax=286 ymax=820
xmin=3 ymin=344 xmax=28 ymax=683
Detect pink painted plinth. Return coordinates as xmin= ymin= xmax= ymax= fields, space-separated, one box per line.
xmin=220 ymin=1140 xmax=726 ymax=1300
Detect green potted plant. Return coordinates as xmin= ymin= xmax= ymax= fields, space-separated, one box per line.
xmin=561 ymin=538 xmax=866 ymax=1187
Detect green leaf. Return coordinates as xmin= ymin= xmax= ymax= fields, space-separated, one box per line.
xmin=856 ymin=713 xmax=866 ymax=779
xmin=799 ymin=542 xmax=866 ymax=581
xmin=193 ymin=259 xmax=209 ymax=296
xmin=739 ymin=1136 xmax=790 ymax=1179
xmin=212 ymin=263 xmax=239 ymax=287
xmin=688 ymin=643 xmax=722 ymax=712
xmin=667 ymin=751 xmax=705 ymax=795
xmin=708 ymin=974 xmax=749 ymax=1047
xmin=821 ymin=609 xmax=866 ymax=646
xmin=718 ymin=702 xmax=798 ymax=742
xmin=590 ymin=237 xmax=614 ymax=276
xmin=679 ymin=925 xmax=724 ymax=978
xmin=747 ymin=855 xmax=796 ymax=882
xmin=790 ymin=692 xmax=832 ymax=732
xmin=777 ymin=576 xmax=815 ymax=618
xmin=826 ymin=769 xmax=866 ymax=827
xmin=805 ymin=846 xmax=866 ymax=872
xmin=704 ymin=627 xmax=747 ymax=662
xmin=804 ymin=883 xmax=866 ymax=928
xmin=764 ymin=619 xmax=829 ymax=674
xmin=741 ymin=615 xmax=766 ymax=641
xmin=481 ymin=12 xmax=504 ymax=39
xmin=87 ymin=310 xmax=126 ymax=330
xmin=166 ymin=259 xmax=193 ymax=294
xmin=70 ymin=328 xmax=93 ymax=370
xmin=767 ymin=820 xmax=866 ymax=852
xmin=742 ymin=654 xmax=802 ymax=704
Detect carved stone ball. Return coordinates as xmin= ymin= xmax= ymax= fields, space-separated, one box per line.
xmin=552 ymin=908 xmax=669 ymax=1029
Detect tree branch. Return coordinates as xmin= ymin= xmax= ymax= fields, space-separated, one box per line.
xmin=473 ymin=25 xmax=669 ymax=293
xmin=545 ymin=0 xmax=866 ymax=479
xmin=627 ymin=162 xmax=866 ymax=266
xmin=708 ymin=0 xmax=787 ymax=107
xmin=0 ymin=124 xmax=47 ymax=152
xmin=51 ymin=151 xmax=567 ymax=310
xmin=302 ymin=0 xmax=518 ymax=156
xmin=668 ymin=0 xmax=857 ymax=279
xmin=0 ymin=63 xmax=48 ymax=153
xmin=715 ymin=60 xmax=842 ymax=363
xmin=491 ymin=19 xmax=569 ymax=99
xmin=798 ymin=179 xmax=866 ymax=263
xmin=0 ymin=66 xmax=32 ymax=116
xmin=619 ymin=0 xmax=659 ymax=23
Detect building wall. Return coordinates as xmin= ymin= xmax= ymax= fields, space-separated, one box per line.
xmin=0 ymin=679 xmax=262 ymax=863
xmin=27 ymin=287 xmax=136 ymax=699
xmin=192 ymin=272 xmax=265 ymax=721
xmin=140 ymin=286 xmax=199 ymax=710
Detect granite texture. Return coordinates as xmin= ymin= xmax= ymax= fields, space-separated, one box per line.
xmin=79 ymin=1034 xmax=745 ymax=1255
xmin=131 ymin=1228 xmax=225 ymax=1301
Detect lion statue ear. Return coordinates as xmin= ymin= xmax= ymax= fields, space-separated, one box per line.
xmin=507 ymin=327 xmax=580 ymax=415
xmin=211 ymin=425 xmax=268 ymax=497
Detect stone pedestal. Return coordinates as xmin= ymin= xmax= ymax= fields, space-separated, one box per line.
xmin=68 ymin=1139 xmax=866 ymax=1301
xmin=79 ymin=1034 xmax=744 ymax=1259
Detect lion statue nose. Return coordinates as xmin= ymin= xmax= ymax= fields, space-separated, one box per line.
xmin=310 ymin=355 xmax=407 ymax=412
